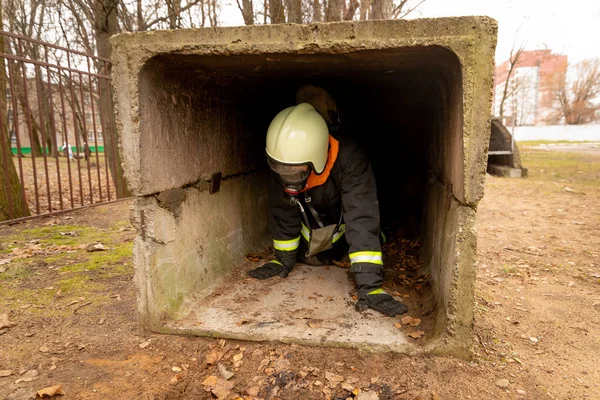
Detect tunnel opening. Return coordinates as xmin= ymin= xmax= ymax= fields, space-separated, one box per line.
xmin=137 ymin=46 xmax=464 ymax=351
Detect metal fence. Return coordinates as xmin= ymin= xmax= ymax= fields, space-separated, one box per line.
xmin=0 ymin=31 xmax=126 ymax=222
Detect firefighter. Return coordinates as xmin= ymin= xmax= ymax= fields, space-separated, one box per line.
xmin=248 ymin=88 xmax=408 ymax=317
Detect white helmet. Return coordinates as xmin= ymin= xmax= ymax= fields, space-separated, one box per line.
xmin=266 ymin=103 xmax=330 ymax=194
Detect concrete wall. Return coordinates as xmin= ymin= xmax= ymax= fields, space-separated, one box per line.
xmin=513 ymin=124 xmax=600 ymax=141
xmin=111 ymin=17 xmax=497 ymax=356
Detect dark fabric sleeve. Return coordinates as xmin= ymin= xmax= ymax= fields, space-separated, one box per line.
xmin=268 ymin=174 xmax=301 ymax=269
xmin=338 ymin=141 xmax=382 ymax=256
xmin=338 ymin=140 xmax=384 ymax=295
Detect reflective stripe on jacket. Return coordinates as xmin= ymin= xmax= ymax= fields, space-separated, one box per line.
xmin=268 ymin=135 xmax=382 ymax=272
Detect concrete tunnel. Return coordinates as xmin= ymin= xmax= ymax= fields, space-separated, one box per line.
xmin=111 ymin=17 xmax=497 ymax=356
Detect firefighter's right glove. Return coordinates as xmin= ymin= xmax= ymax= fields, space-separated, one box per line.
xmin=248 ymin=260 xmax=291 ymax=280
xmin=355 ymin=289 xmax=408 ymax=317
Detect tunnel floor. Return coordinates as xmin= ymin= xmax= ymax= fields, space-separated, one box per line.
xmin=167 ymin=230 xmax=435 ymax=352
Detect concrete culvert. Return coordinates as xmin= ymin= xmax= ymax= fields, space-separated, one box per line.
xmin=112 ymin=17 xmax=497 ymax=357
xmin=487 ymin=117 xmax=528 ymax=178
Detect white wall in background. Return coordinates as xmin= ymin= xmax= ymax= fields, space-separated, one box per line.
xmin=513 ymin=125 xmax=600 ymax=141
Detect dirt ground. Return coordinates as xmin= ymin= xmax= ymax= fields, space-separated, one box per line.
xmin=11 ymin=155 xmax=116 ymax=217
xmin=0 ymin=146 xmax=599 ymax=400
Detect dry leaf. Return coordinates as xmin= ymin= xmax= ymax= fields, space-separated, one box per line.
xmin=401 ymin=316 xmax=413 ymax=325
xmin=394 ymin=323 xmax=402 ymax=329
xmin=264 ymin=367 xmax=274 ymax=375
xmin=36 ymin=385 xmax=65 ymax=398
xmin=170 ymin=374 xmax=184 ymax=384
xmin=246 ymin=386 xmax=260 ymax=396
xmin=409 ymin=318 xmax=422 ymax=327
xmin=370 ymin=376 xmax=379 ymax=384
xmin=0 ymin=370 xmax=12 ymax=377
xmin=218 ymin=363 xmax=235 ymax=380
xmin=210 ymin=379 xmax=235 ymax=400
xmin=86 ymin=243 xmax=106 ymax=252
xmin=408 ymin=330 xmax=425 ymax=339
xmin=0 ymin=313 xmax=16 ymax=329
xmin=139 ymin=341 xmax=151 ymax=349
xmin=201 ymin=375 xmax=218 ymax=387
xmin=236 ymin=319 xmax=249 ymax=326
xmin=15 ymin=370 xmax=38 ymax=383
xmin=325 ymin=371 xmax=344 ymax=386
xmin=307 ymin=322 xmax=321 ymax=328
xmin=206 ymin=349 xmax=223 ymax=365
xmin=258 ymin=358 xmax=270 ymax=371
xmin=244 ymin=254 xmax=260 ymax=262
xmin=232 ymin=352 xmax=244 ymax=362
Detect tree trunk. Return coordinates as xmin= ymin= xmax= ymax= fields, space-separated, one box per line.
xmin=285 ymin=0 xmax=302 ymax=23
xmin=237 ymin=0 xmax=255 ymax=25
xmin=166 ymin=0 xmax=182 ymax=29
xmin=270 ymin=0 xmax=286 ymax=23
xmin=369 ymin=0 xmax=391 ymax=19
xmin=35 ymin=65 xmax=59 ymax=157
xmin=94 ymin=0 xmax=130 ymax=198
xmin=359 ymin=0 xmax=369 ymax=20
xmin=313 ymin=0 xmax=322 ymax=21
xmin=0 ymin=11 xmax=30 ymax=221
xmin=344 ymin=0 xmax=359 ymax=20
xmin=325 ymin=0 xmax=342 ymax=21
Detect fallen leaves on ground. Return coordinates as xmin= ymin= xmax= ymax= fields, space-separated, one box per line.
xmin=0 ymin=313 xmax=16 ymax=329
xmin=218 ymin=363 xmax=235 ymax=380
xmin=201 ymin=375 xmax=234 ymax=400
xmin=206 ymin=348 xmax=226 ymax=365
xmin=85 ymin=242 xmax=106 ymax=252
xmin=407 ymin=330 xmax=425 ymax=339
xmin=36 ymin=385 xmax=65 ymax=398
xmin=325 ymin=371 xmax=344 ymax=386
xmin=400 ymin=316 xmax=421 ymax=327
xmin=244 ymin=254 xmax=260 ymax=262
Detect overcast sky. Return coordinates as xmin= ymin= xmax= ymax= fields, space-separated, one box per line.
xmin=219 ymin=0 xmax=600 ymax=65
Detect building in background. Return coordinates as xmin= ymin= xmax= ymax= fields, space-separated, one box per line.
xmin=6 ymin=78 xmax=104 ymax=156
xmin=493 ymin=50 xmax=568 ymax=126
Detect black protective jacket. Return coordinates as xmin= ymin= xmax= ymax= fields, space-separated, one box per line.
xmin=268 ymin=136 xmax=383 ymax=294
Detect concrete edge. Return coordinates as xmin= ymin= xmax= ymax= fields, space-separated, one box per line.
xmin=110 ymin=17 xmax=498 ymax=198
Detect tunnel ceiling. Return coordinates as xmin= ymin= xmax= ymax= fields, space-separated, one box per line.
xmin=149 ymin=46 xmax=459 ymax=87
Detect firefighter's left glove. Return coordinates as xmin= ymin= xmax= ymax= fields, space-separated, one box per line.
xmin=355 ymin=289 xmax=408 ymax=317
xmin=248 ymin=260 xmax=291 ymax=280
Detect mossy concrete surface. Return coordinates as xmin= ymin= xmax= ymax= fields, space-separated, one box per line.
xmin=112 ymin=18 xmax=497 ymax=357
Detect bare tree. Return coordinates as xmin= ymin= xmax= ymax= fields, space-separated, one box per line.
xmin=3 ymin=0 xmax=57 ymax=157
xmin=286 ymin=0 xmax=302 ymax=23
xmin=237 ymin=0 xmax=255 ymax=25
xmin=498 ymin=44 xmax=524 ymax=120
xmin=0 ymin=6 xmax=30 ymax=220
xmin=549 ymin=58 xmax=600 ymax=125
xmin=240 ymin=0 xmax=424 ymax=26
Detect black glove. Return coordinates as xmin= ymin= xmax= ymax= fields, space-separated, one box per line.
xmin=248 ymin=260 xmax=291 ymax=280
xmin=355 ymin=289 xmax=408 ymax=317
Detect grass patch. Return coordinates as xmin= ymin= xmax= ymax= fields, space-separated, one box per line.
xmin=520 ymin=149 xmax=600 ymax=187
xmin=0 ymin=265 xmax=35 ymax=281
xmin=3 ymin=224 xmax=114 ymax=249
xmin=518 ymin=140 xmax=599 ymax=147
xmin=2 ymin=286 xmax=56 ymax=310
xmin=58 ymin=242 xmax=133 ymax=276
